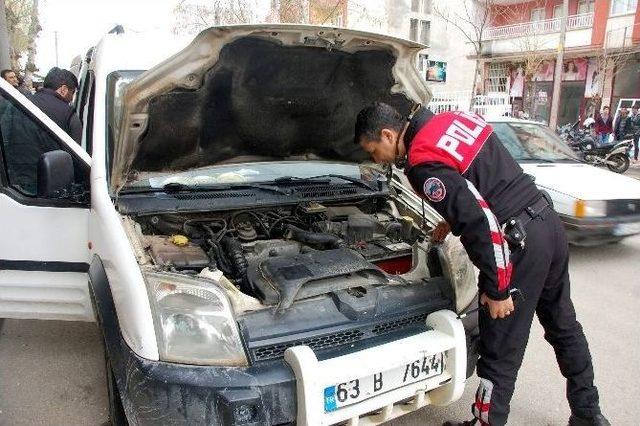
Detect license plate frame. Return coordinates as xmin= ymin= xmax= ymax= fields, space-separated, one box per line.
xmin=323 ymin=351 xmax=446 ymax=412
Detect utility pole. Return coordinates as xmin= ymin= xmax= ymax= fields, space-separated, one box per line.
xmin=548 ymin=0 xmax=568 ymax=129
xmin=54 ymin=31 xmax=59 ymax=67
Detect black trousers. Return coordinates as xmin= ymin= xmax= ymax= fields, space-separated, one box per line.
xmin=472 ymin=208 xmax=601 ymax=426
xmin=633 ymin=134 xmax=639 ymax=160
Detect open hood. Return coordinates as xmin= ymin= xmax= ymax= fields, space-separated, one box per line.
xmin=112 ymin=25 xmax=431 ymax=192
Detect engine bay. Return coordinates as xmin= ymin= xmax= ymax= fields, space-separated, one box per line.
xmin=132 ymin=199 xmax=436 ymax=312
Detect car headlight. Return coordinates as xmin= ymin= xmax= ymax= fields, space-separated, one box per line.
xmin=437 ymin=236 xmax=477 ymax=313
xmin=144 ymin=272 xmax=248 ymax=366
xmin=574 ymin=200 xmax=606 ymax=218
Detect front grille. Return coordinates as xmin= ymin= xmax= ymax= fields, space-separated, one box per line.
xmin=372 ymin=313 xmax=429 ymax=335
xmin=253 ymin=329 xmax=365 ymax=361
xmin=250 ymin=312 xmax=432 ymax=362
xmin=607 ymin=199 xmax=640 ymax=217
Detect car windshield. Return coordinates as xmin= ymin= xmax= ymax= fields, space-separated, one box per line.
xmin=491 ymin=122 xmax=579 ymax=162
xmin=126 ymin=161 xmax=384 ymax=190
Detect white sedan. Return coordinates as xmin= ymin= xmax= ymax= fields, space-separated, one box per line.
xmin=490 ymin=118 xmax=640 ymax=246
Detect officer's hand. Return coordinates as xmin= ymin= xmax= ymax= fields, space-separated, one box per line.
xmin=480 ymin=293 xmax=515 ymax=320
xmin=431 ymin=221 xmax=451 ymax=243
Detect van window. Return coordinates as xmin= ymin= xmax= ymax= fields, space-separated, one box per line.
xmin=0 ymin=94 xmax=62 ymax=195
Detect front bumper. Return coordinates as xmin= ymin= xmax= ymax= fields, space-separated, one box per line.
xmin=110 ymin=310 xmax=471 ymax=426
xmin=560 ymin=214 xmax=640 ymax=245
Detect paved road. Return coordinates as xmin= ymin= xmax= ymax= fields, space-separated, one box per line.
xmin=1 ymin=227 xmax=639 ymax=425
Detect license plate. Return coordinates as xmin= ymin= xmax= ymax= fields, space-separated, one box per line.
xmin=323 ymin=352 xmax=446 ymax=412
xmin=613 ymin=222 xmax=640 ymax=236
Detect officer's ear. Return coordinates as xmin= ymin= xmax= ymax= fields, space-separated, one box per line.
xmin=380 ymin=128 xmax=397 ymax=145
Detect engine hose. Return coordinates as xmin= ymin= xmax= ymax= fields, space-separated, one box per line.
xmin=221 ymin=236 xmax=248 ymax=285
xmin=283 ymin=224 xmax=345 ymax=249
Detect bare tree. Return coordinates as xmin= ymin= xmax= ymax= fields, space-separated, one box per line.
xmin=23 ymin=0 xmax=38 ymax=89
xmin=172 ymin=0 xmax=256 ymax=35
xmin=0 ymin=0 xmax=11 ymax=70
xmin=5 ymin=0 xmax=36 ymax=71
xmin=433 ymin=0 xmax=494 ymax=108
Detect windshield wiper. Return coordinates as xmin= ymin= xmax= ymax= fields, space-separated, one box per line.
xmin=121 ymin=181 xmax=290 ymax=195
xmin=274 ymin=174 xmax=378 ymax=191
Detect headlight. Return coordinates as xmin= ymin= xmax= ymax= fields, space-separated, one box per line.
xmin=574 ymin=200 xmax=606 ymax=218
xmin=144 ymin=272 xmax=247 ymax=366
xmin=438 ymin=236 xmax=477 ymax=313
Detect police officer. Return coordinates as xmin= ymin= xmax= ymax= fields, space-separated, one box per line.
xmin=354 ymin=102 xmax=609 ymax=426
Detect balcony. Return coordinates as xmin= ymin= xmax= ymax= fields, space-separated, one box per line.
xmin=482 ymin=13 xmax=594 ymax=56
xmin=485 ymin=12 xmax=594 ymax=40
xmin=605 ymin=23 xmax=640 ymax=49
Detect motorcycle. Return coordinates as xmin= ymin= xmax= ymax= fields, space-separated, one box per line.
xmin=569 ymin=138 xmax=632 ymax=173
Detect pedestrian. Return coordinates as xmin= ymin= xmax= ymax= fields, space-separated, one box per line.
xmin=594 ymin=106 xmax=613 ymax=146
xmin=30 ymin=67 xmax=82 ymax=143
xmin=1 ymin=69 xmax=31 ymax=96
xmin=354 ymin=102 xmax=609 ymax=426
xmin=630 ymin=105 xmax=640 ymax=163
xmin=613 ymin=108 xmax=631 ymax=141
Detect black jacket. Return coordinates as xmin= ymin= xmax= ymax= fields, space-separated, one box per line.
xmin=404 ymin=108 xmax=540 ymax=300
xmin=30 ymin=88 xmax=82 ymax=143
xmin=614 ymin=115 xmax=631 ymax=140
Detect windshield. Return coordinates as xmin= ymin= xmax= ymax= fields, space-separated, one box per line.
xmin=127 ymin=161 xmax=384 ymax=189
xmin=492 ymin=122 xmax=579 ymax=162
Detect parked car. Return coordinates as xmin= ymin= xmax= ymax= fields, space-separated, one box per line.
xmin=489 ymin=118 xmax=640 ymax=245
xmin=0 ymin=25 xmax=480 ymax=425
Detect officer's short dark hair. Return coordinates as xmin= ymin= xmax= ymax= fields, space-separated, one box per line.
xmin=354 ymin=102 xmax=405 ymax=144
xmin=1 ymin=69 xmax=15 ymax=79
xmin=43 ymin=67 xmax=78 ymax=91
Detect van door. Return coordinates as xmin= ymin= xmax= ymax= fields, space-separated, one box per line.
xmin=0 ymin=81 xmax=94 ymax=321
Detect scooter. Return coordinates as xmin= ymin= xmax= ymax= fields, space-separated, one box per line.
xmin=569 ymin=138 xmax=632 ymax=173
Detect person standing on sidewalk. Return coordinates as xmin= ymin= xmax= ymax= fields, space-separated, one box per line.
xmin=594 ymin=106 xmax=613 ymax=147
xmin=630 ymin=105 xmax=640 ymax=163
xmin=354 ymin=102 xmax=609 ymax=426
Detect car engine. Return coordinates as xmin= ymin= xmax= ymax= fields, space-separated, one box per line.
xmin=133 ymin=200 xmax=432 ymax=312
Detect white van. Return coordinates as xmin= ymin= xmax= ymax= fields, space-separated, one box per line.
xmin=0 ymin=25 xmax=479 ymax=425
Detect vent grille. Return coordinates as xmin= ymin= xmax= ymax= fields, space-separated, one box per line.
xmin=296 ymin=184 xmax=358 ymax=199
xmin=253 ymin=329 xmax=364 ymax=361
xmin=172 ymin=191 xmax=253 ymax=200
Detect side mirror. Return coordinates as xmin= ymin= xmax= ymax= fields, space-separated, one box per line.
xmin=37 ymin=150 xmax=74 ymax=198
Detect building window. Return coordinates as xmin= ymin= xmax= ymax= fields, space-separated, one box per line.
xmin=423 ymin=0 xmax=432 ymax=14
xmin=420 ymin=20 xmax=431 ymax=45
xmin=486 ymin=62 xmax=509 ymax=94
xmin=577 ymin=0 xmax=595 ymax=14
xmin=530 ymin=8 xmax=545 ymax=21
xmin=553 ymin=5 xmax=562 ymax=18
xmin=411 ymin=0 xmax=420 ymax=13
xmin=409 ymin=18 xmax=419 ymax=41
xmin=610 ymin=0 xmax=638 ymax=15
xmin=417 ymin=53 xmax=429 ymax=71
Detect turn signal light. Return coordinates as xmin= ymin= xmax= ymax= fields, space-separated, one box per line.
xmin=574 ymin=200 xmax=586 ymax=218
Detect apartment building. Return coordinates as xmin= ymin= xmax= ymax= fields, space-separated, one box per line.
xmin=481 ymin=0 xmax=640 ymax=125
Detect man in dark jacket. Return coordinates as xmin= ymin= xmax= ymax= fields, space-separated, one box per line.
xmin=613 ymin=108 xmax=631 ymax=141
xmin=354 ymin=102 xmax=609 ymax=426
xmin=629 ymin=105 xmax=640 ymax=162
xmin=30 ymin=67 xmax=82 ymax=143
